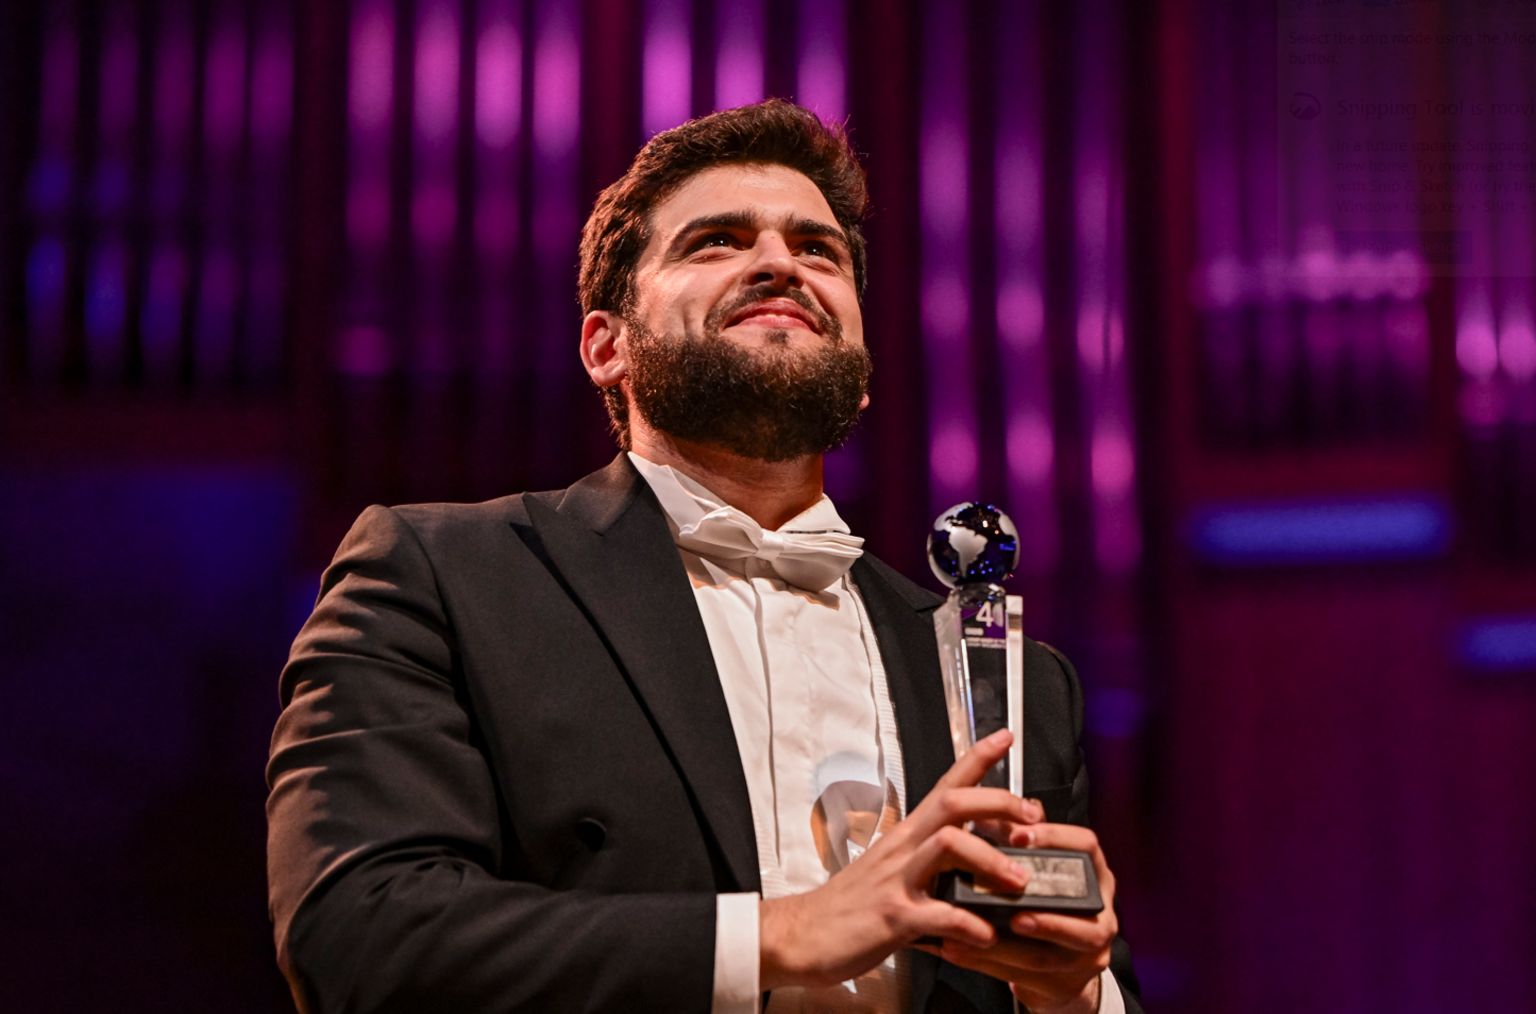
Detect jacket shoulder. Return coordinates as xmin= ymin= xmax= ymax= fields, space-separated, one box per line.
xmin=388 ymin=492 xmax=535 ymax=534
xmin=327 ymin=494 xmax=552 ymax=570
xmin=855 ymin=552 xmax=945 ymax=610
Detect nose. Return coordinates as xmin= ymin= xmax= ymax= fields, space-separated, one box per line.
xmin=745 ymin=232 xmax=800 ymax=289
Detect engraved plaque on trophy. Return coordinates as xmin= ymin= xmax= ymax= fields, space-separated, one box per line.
xmin=927 ymin=503 xmax=1103 ymax=922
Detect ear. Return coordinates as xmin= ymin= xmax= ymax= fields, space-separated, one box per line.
xmin=580 ymin=311 xmax=629 ymax=388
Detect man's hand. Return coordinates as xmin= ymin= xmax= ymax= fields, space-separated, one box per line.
xmin=758 ymin=729 xmax=1046 ymax=990
xmin=928 ymin=822 xmax=1119 ymax=1013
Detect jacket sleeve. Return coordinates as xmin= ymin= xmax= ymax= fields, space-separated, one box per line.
xmin=266 ymin=505 xmax=716 ymax=1013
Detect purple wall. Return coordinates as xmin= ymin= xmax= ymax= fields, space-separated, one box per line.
xmin=1 ymin=1 xmax=1533 ymax=1009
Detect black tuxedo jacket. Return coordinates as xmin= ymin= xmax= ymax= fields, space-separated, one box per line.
xmin=267 ymin=456 xmax=1140 ymax=1012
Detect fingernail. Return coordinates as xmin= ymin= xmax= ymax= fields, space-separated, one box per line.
xmin=1010 ymin=860 xmax=1030 ymax=883
xmin=985 ymin=728 xmax=1009 ymax=743
xmin=1013 ymin=915 xmax=1038 ymax=934
xmin=1020 ymin=828 xmax=1037 ymax=847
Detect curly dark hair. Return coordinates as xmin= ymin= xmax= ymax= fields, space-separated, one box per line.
xmin=577 ymin=99 xmax=870 ymax=448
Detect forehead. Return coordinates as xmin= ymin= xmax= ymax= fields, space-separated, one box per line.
xmin=646 ymin=163 xmax=839 ymax=241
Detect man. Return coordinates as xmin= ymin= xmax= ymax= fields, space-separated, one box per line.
xmin=268 ymin=100 xmax=1140 ymax=1013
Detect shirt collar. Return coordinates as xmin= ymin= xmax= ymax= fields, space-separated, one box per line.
xmin=627 ymin=451 xmax=853 ymax=537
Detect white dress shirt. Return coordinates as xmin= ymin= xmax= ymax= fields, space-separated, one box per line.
xmin=627 ymin=453 xmax=1124 ymax=1014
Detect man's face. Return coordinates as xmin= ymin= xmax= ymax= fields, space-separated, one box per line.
xmin=628 ymin=163 xmax=864 ymax=351
xmin=615 ymin=163 xmax=870 ymax=461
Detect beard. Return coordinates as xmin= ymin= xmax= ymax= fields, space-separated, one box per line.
xmin=623 ymin=287 xmax=872 ymax=463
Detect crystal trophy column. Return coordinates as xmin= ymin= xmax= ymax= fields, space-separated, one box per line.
xmin=927 ymin=502 xmax=1103 ymax=922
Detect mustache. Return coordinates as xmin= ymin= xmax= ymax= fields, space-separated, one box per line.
xmin=706 ymin=285 xmax=842 ymax=341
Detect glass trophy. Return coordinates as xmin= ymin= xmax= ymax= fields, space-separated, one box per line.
xmin=927 ymin=502 xmax=1103 ymax=922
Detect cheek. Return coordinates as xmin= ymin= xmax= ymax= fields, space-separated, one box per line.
xmin=818 ymin=277 xmax=860 ymax=316
xmin=645 ymin=274 xmax=723 ymax=324
xmin=830 ymin=292 xmax=863 ymax=338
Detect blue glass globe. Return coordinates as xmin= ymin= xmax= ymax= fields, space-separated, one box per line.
xmin=927 ymin=502 xmax=1021 ymax=588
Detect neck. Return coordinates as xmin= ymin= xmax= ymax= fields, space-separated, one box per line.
xmin=629 ymin=422 xmax=825 ymax=530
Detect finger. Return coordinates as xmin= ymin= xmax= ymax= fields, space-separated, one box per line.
xmin=933 ymin=728 xmax=1012 ymax=791
xmin=944 ymin=935 xmax=1089 ymax=974
xmin=974 ymin=798 xmax=1046 ymax=845
xmin=937 ymin=942 xmax=1023 ymax=979
xmin=1009 ymin=909 xmax=1118 ymax=954
xmin=970 ymin=818 xmax=1016 ymax=848
xmin=908 ymin=896 xmax=999 ymax=950
xmin=1011 ymin=823 xmax=1117 ymax=904
xmin=1011 ymin=822 xmax=1100 ymax=856
xmin=940 ymin=940 xmax=1112 ymax=1014
xmin=939 ymin=946 xmax=1087 ymax=983
xmin=937 ymin=943 xmax=1100 ymax=1002
xmin=909 ymin=825 xmax=1030 ymax=893
xmin=905 ymin=785 xmax=1037 ymax=841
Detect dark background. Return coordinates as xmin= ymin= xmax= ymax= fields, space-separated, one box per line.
xmin=2 ymin=0 xmax=1533 ymax=1010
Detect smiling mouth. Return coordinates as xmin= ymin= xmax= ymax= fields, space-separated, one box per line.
xmin=725 ymin=300 xmax=822 ymax=334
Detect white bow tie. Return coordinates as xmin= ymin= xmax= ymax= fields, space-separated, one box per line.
xmin=674 ymin=504 xmax=864 ymax=592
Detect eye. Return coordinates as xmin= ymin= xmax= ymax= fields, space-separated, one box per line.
xmin=799 ymin=239 xmax=845 ymax=266
xmin=689 ymin=231 xmax=740 ymax=253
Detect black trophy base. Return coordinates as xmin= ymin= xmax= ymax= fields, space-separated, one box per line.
xmin=937 ymin=847 xmax=1103 ymax=927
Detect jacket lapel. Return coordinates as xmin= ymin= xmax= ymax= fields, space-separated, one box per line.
xmin=851 ymin=555 xmax=953 ymax=811
xmin=524 ymin=456 xmax=760 ymax=893
xmin=854 ymin=556 xmax=1010 ymax=1012
xmin=529 ymin=468 xmax=993 ymax=1009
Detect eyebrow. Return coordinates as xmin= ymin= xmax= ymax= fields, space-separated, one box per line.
xmin=663 ymin=210 xmax=850 ymax=259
